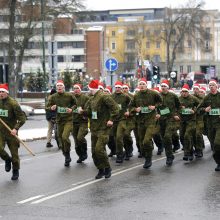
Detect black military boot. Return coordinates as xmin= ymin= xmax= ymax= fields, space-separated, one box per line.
xmin=173 ymin=144 xmax=180 ymax=153
xmin=116 ymin=153 xmax=125 ymax=163
xmin=95 ymin=169 xmax=105 ymax=179
xmin=215 ymin=164 xmax=220 ymax=171
xmin=11 ymin=169 xmax=19 ymax=180
xmin=188 ymin=153 xmax=194 ymax=161
xmin=143 ymin=158 xmax=152 ymax=169
xmin=157 ymin=147 xmax=163 ymax=155
xmin=64 ymin=152 xmax=71 ymax=167
xmin=138 ymin=152 xmax=143 ymax=158
xmin=166 ymin=155 xmax=174 ymax=166
xmin=124 ymin=152 xmax=130 ymax=161
xmin=104 ymin=167 xmax=112 ymax=178
xmin=195 ymin=151 xmax=203 ymax=158
xmin=5 ymin=158 xmax=12 ymax=172
xmin=46 ymin=142 xmax=53 ymax=148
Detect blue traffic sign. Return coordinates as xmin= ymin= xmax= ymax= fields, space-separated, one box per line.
xmin=105 ymin=58 xmax=118 ymax=72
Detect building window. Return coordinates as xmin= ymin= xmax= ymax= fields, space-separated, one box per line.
xmin=153 ymin=55 xmax=161 ymax=63
xmin=205 ymin=40 xmax=210 ymax=50
xmin=145 ymin=30 xmax=151 ymax=37
xmin=187 ymin=39 xmax=192 ymax=48
xmin=180 ymin=66 xmax=183 ymax=73
xmin=187 ymin=65 xmax=191 ymax=73
xmin=127 ymin=30 xmax=135 ymax=36
xmin=57 ymin=56 xmax=64 ymax=62
xmin=154 ymin=30 xmax=161 ymax=36
xmin=146 ymin=42 xmax=150 ymax=48
xmin=127 ymin=41 xmax=135 ymax=50
xmin=111 ymin=42 xmax=116 ymax=50
xmin=156 ymin=41 xmax=160 ymax=49
xmin=72 ymin=29 xmax=83 ymax=34
xmin=112 ymin=31 xmax=116 ymax=37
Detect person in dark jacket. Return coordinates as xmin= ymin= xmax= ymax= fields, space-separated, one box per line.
xmin=45 ymin=88 xmax=59 ymax=148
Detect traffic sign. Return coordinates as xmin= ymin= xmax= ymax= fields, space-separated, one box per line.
xmin=170 ymin=71 xmax=177 ymax=78
xmin=105 ymin=58 xmax=118 ymax=72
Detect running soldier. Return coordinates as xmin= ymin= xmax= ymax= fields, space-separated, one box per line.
xmin=72 ymin=83 xmax=89 ymax=163
xmin=130 ymin=78 xmax=162 ymax=169
xmin=197 ymin=80 xmax=220 ymax=171
xmin=46 ymin=80 xmax=77 ymax=167
xmin=0 ymin=83 xmax=26 ymax=180
xmin=85 ymin=80 xmax=119 ymax=179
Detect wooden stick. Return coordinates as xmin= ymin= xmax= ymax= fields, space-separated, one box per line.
xmin=0 ymin=118 xmax=35 ymax=156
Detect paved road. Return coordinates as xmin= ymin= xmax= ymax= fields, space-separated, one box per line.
xmin=0 ymin=135 xmax=219 ymax=220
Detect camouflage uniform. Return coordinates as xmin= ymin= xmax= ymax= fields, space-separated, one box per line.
xmin=179 ymin=95 xmax=200 ymax=160
xmin=130 ymin=89 xmax=162 ymax=166
xmin=192 ymin=93 xmax=205 ymax=155
xmin=158 ymin=91 xmax=180 ymax=163
xmin=111 ymin=92 xmax=132 ymax=161
xmin=86 ymin=90 xmax=119 ymax=170
xmin=46 ymin=92 xmax=77 ymax=160
xmin=197 ymin=91 xmax=220 ymax=165
xmin=72 ymin=93 xmax=89 ymax=162
xmin=0 ymin=96 xmax=26 ymax=171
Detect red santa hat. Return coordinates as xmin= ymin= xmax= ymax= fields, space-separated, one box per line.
xmin=138 ymin=78 xmax=147 ymax=85
xmin=0 ymin=83 xmax=9 ymax=93
xmin=160 ymin=79 xmax=169 ymax=88
xmin=88 ymin=79 xmax=99 ymax=90
xmin=98 ymin=82 xmax=105 ymax=90
xmin=193 ymin=83 xmax=200 ymax=89
xmin=209 ymin=79 xmax=218 ymax=86
xmin=105 ymin=85 xmax=112 ymax=94
xmin=115 ymin=81 xmax=123 ymax=88
xmin=56 ymin=80 xmax=64 ymax=87
xmin=200 ymin=87 xmax=206 ymax=94
xmin=73 ymin=83 xmax=82 ymax=91
xmin=181 ymin=84 xmax=190 ymax=92
xmin=122 ymin=84 xmax=129 ymax=89
xmin=153 ymin=87 xmax=161 ymax=93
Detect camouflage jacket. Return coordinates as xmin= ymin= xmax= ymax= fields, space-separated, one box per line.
xmin=179 ymin=94 xmax=200 ymax=122
xmin=72 ymin=93 xmax=89 ymax=123
xmin=130 ymin=89 xmax=162 ymax=123
xmin=86 ymin=90 xmax=119 ymax=133
xmin=46 ymin=92 xmax=77 ymax=123
xmin=159 ymin=91 xmax=180 ymax=121
xmin=0 ymin=96 xmax=26 ymax=130
xmin=197 ymin=91 xmax=220 ymax=127
xmin=111 ymin=92 xmax=132 ymax=121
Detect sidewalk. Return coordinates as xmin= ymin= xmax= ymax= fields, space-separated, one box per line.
xmin=19 ymin=128 xmax=48 ymax=142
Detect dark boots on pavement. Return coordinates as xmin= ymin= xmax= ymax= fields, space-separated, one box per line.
xmin=64 ymin=152 xmax=71 ymax=167
xmin=11 ymin=169 xmax=19 ymax=180
xmin=143 ymin=158 xmax=152 ymax=169
xmin=5 ymin=158 xmax=12 ymax=172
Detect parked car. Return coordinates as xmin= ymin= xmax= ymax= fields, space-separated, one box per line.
xmin=20 ymin=105 xmax=35 ymax=117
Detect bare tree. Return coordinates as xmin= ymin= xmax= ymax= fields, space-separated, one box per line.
xmin=161 ymin=0 xmax=207 ymax=74
xmin=6 ymin=0 xmax=85 ymax=97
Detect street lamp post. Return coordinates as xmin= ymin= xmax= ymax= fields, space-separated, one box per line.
xmin=18 ymin=72 xmax=23 ymax=102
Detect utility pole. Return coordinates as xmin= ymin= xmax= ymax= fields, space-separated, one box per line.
xmin=41 ymin=0 xmax=46 ymax=91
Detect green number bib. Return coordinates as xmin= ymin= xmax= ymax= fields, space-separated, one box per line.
xmin=181 ymin=108 xmax=192 ymax=115
xmin=73 ymin=107 xmax=79 ymax=113
xmin=92 ymin=111 xmax=98 ymax=119
xmin=141 ymin=107 xmax=152 ymax=114
xmin=209 ymin=108 xmax=220 ymax=116
xmin=57 ymin=106 xmax=67 ymax=113
xmin=0 ymin=109 xmax=8 ymax=117
xmin=160 ymin=107 xmax=170 ymax=115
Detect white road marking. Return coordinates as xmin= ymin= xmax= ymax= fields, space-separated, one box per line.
xmin=31 ymin=152 xmax=184 ymax=205
xmin=17 ymin=195 xmax=45 ymax=204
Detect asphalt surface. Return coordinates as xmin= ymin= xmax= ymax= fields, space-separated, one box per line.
xmin=0 ymin=135 xmax=220 ymax=220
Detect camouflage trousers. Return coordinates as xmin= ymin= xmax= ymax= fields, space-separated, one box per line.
xmin=0 ymin=130 xmax=20 ymax=169
xmin=57 ymin=121 xmax=73 ymax=154
xmin=72 ymin=122 xmax=88 ymax=158
xmin=91 ymin=130 xmax=110 ymax=169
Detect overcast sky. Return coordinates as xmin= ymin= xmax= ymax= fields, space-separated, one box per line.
xmin=84 ymin=0 xmax=220 ymax=11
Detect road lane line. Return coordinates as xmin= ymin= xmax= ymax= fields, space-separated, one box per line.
xmin=17 ymin=195 xmax=45 ymax=204
xmin=31 ymin=152 xmax=184 ymax=205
